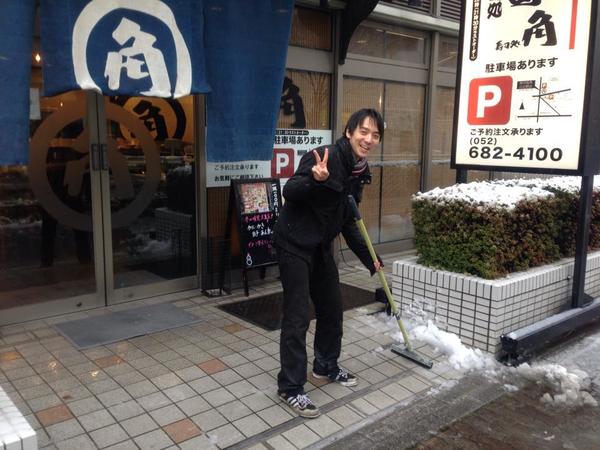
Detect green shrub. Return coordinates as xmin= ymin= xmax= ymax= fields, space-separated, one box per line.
xmin=412 ymin=177 xmax=599 ymax=279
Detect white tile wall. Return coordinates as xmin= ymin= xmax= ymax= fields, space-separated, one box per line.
xmin=392 ymin=252 xmax=600 ymax=354
xmin=0 ymin=385 xmax=37 ymax=449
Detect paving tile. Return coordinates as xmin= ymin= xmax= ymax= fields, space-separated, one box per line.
xmin=320 ymin=382 xmax=353 ymax=399
xmin=351 ymin=397 xmax=379 ymax=415
xmin=233 ymin=413 xmax=270 ymax=437
xmin=211 ymin=368 xmax=243 ymax=386
xmin=188 ymin=376 xmax=221 ymax=394
xmin=95 ymin=355 xmax=125 ymax=369
xmin=98 ymin=387 xmax=133 ymax=407
xmin=27 ymin=393 xmax=63 ymax=412
xmin=206 ymin=423 xmax=245 ymax=448
xmin=162 ymin=418 xmax=202 ymax=444
xmin=217 ymin=400 xmax=253 ymax=421
xmin=327 ymin=405 xmax=363 ymax=427
xmin=56 ymin=433 xmax=97 ymax=450
xmin=90 ymin=423 xmax=129 ymax=449
xmin=163 ymin=383 xmax=197 ymax=402
xmin=266 ymin=435 xmax=297 ymax=450
xmin=305 ymin=414 xmax=343 ymax=438
xmin=233 ymin=362 xmax=263 ymax=378
xmin=35 ymin=404 xmax=73 ymax=427
xmin=0 ymin=350 xmax=23 ymax=361
xmin=176 ymin=395 xmax=211 ymax=416
xmin=149 ymin=404 xmax=185 ymax=427
xmin=226 ymin=380 xmax=258 ymax=398
xmin=191 ymin=410 xmax=228 ymax=431
xmin=177 ymin=434 xmax=218 ymax=450
xmin=282 ymin=424 xmax=320 ymax=448
xmin=104 ymin=440 xmax=140 ymax=450
xmin=363 ymin=390 xmax=396 ymax=409
xmin=109 ymin=400 xmax=146 ymax=421
xmin=113 ymin=371 xmax=146 ymax=386
xmin=137 ymin=391 xmax=172 ymax=412
xmin=257 ymin=404 xmax=294 ymax=428
xmin=223 ymin=323 xmax=248 ymax=333
xmin=398 ymin=375 xmax=430 ymax=393
xmin=133 ymin=428 xmax=174 ymax=450
xmin=151 ymin=373 xmax=184 ymax=390
xmin=121 ymin=413 xmax=159 ymax=437
xmin=202 ymin=387 xmax=236 ymax=407
xmin=381 ymin=382 xmax=413 ymax=401
xmin=240 ymin=391 xmax=275 ymax=412
xmin=79 ymin=408 xmax=116 ymax=432
xmin=139 ymin=364 xmax=172 ymax=379
xmin=125 ymin=380 xmax=159 ymax=398
xmin=197 ymin=358 xmax=228 ymax=375
xmin=45 ymin=418 xmax=85 ymax=443
xmin=174 ymin=365 xmax=206 ymax=382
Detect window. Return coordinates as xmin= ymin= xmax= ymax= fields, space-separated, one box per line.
xmin=348 ymin=24 xmax=428 ymax=65
xmin=289 ymin=7 xmax=332 ymax=51
xmin=277 ymin=70 xmax=331 ymax=130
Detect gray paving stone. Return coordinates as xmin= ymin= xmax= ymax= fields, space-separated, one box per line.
xmin=233 ymin=413 xmax=270 ymax=437
xmin=90 ymin=423 xmax=129 ymax=448
xmin=266 ymin=435 xmax=297 ymax=450
xmin=125 ymin=380 xmax=159 ymax=398
xmin=137 ymin=391 xmax=172 ymax=412
xmin=211 ymin=368 xmax=243 ymax=386
xmin=202 ymin=387 xmax=236 ymax=407
xmin=121 ymin=413 xmax=159 ymax=437
xmin=27 ymin=393 xmax=63 ymax=412
xmin=240 ymin=391 xmax=275 ymax=412
xmin=56 ymin=433 xmax=97 ymax=450
xmin=191 ymin=410 xmax=228 ymax=431
xmin=398 ymin=375 xmax=430 ymax=393
xmin=149 ymin=403 xmax=185 ymax=426
xmin=351 ymin=397 xmax=379 ymax=415
xmin=188 ymin=376 xmax=220 ymax=394
xmin=363 ymin=390 xmax=396 ymax=409
xmin=133 ymin=428 xmax=174 ymax=450
xmin=381 ymin=382 xmax=413 ymax=401
xmin=207 ymin=423 xmax=245 ymax=448
xmin=305 ymin=414 xmax=343 ymax=438
xmin=79 ymin=408 xmax=116 ymax=432
xmin=176 ymin=395 xmax=211 ymax=416
xmin=45 ymin=418 xmax=85 ymax=443
xmin=174 ymin=365 xmax=205 ymax=382
xmin=226 ymin=380 xmax=258 ymax=398
xmin=151 ymin=373 xmax=184 ymax=390
xmin=98 ymin=387 xmax=133 ymax=407
xmin=163 ymin=383 xmax=197 ymax=402
xmin=327 ymin=405 xmax=363 ymax=427
xmin=104 ymin=439 xmax=140 ymax=450
xmin=257 ymin=404 xmax=294 ymax=428
xmin=282 ymin=424 xmax=321 ymax=448
xmin=217 ymin=400 xmax=253 ymax=421
xmin=109 ymin=400 xmax=145 ymax=421
xmin=177 ymin=433 xmax=218 ymax=449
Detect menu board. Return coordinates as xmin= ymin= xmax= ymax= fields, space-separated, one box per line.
xmin=231 ymin=178 xmax=281 ymax=269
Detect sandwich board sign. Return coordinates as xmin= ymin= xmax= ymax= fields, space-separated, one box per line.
xmin=452 ymin=0 xmax=599 ymax=175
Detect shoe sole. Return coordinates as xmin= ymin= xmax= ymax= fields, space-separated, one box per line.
xmin=312 ymin=372 xmax=358 ymax=387
xmin=279 ymin=394 xmax=321 ymax=418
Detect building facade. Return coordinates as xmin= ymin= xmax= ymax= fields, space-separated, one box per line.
xmin=0 ymin=0 xmax=469 ymax=325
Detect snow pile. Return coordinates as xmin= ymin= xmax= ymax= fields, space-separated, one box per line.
xmin=414 ymin=175 xmax=600 ymax=210
xmin=515 ymin=363 xmax=597 ymax=407
xmin=365 ymin=300 xmax=598 ymax=408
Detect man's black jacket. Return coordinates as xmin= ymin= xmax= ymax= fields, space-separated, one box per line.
xmin=273 ymin=136 xmax=378 ymax=274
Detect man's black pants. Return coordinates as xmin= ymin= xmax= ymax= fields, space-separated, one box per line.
xmin=277 ymin=246 xmax=343 ymax=395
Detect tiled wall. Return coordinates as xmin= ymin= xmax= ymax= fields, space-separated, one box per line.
xmin=391 ymin=252 xmax=600 ymax=354
xmin=0 ymin=384 xmax=37 ymax=449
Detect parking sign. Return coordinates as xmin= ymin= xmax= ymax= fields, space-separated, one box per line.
xmin=453 ymin=0 xmax=594 ymax=173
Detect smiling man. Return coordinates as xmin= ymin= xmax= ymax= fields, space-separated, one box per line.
xmin=273 ymin=108 xmax=385 ymax=418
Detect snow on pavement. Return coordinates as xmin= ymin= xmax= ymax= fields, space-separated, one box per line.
xmin=358 ymin=304 xmax=598 ymax=408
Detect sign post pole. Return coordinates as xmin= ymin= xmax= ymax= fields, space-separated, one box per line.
xmin=572 ymin=175 xmax=594 ymax=308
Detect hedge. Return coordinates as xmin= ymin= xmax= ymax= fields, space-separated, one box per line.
xmin=412 ymin=177 xmax=599 ymax=279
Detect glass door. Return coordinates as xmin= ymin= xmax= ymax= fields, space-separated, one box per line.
xmin=0 ymin=91 xmax=107 ymax=324
xmin=100 ymin=95 xmax=198 ymax=304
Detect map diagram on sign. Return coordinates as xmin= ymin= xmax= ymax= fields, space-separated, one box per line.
xmin=515 ymin=77 xmax=573 ymax=122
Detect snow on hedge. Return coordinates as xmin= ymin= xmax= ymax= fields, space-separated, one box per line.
xmin=414 ymin=176 xmax=599 ymax=210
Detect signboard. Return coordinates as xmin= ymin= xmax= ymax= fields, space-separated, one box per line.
xmin=206 ymin=129 xmax=332 ymax=187
xmin=230 ymin=178 xmax=281 ymax=269
xmin=453 ymin=0 xmax=594 ymax=174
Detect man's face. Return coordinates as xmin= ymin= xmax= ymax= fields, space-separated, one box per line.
xmin=345 ymin=117 xmax=381 ymax=160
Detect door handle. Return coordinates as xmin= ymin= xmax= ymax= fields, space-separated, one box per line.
xmin=91 ymin=144 xmax=100 ymax=171
xmin=100 ymin=144 xmax=109 ymax=171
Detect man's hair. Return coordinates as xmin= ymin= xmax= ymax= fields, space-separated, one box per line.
xmin=344 ymin=108 xmax=384 ymax=140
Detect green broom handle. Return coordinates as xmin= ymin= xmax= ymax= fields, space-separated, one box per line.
xmin=348 ymin=196 xmax=413 ymax=351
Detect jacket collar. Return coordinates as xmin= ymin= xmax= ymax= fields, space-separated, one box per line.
xmin=336 ymin=136 xmax=357 ymax=173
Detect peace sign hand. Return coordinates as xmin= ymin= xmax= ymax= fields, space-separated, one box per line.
xmin=311 ymin=148 xmax=329 ymax=181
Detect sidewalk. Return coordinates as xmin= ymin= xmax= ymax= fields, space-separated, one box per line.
xmin=0 ymin=251 xmax=466 ymax=450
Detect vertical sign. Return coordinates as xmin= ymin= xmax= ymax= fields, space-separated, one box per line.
xmin=453 ymin=0 xmax=594 ymax=173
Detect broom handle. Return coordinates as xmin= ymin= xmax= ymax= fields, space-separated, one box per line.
xmin=348 ymin=196 xmax=413 ymax=351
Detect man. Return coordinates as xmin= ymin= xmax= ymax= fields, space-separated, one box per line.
xmin=273 ymin=109 xmax=384 ymax=418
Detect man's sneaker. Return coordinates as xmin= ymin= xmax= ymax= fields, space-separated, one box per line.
xmin=279 ymin=392 xmax=320 ymax=418
xmin=312 ymin=367 xmax=358 ymax=387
